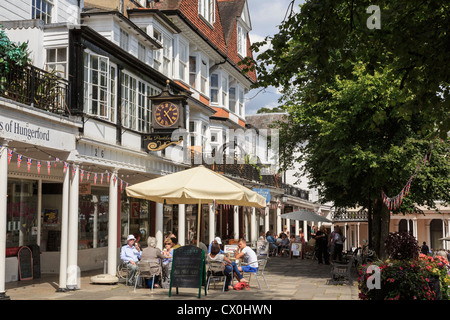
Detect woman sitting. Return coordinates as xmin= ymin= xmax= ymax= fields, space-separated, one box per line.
xmin=140 ymin=236 xmax=165 ymax=288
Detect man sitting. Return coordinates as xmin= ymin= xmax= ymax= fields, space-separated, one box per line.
xmin=235 ymin=239 xmax=259 ymax=274
xmin=120 ymin=234 xmax=142 ymax=285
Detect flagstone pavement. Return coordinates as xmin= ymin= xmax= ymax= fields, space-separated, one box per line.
xmin=5 ymin=255 xmax=360 ymax=301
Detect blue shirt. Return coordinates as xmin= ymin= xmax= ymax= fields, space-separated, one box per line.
xmin=208 ymin=241 xmax=224 ymax=254
xmin=120 ymin=244 xmax=141 ymax=263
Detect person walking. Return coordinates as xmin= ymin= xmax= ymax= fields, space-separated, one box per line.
xmin=421 ymin=242 xmax=430 ymax=255
xmin=315 ymin=226 xmax=329 ymax=265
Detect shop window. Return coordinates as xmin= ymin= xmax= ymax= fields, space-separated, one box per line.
xmin=6 ymin=179 xmax=38 ymax=249
xmin=78 ymin=187 xmax=109 ymax=249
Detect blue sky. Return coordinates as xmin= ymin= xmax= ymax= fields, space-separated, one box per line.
xmin=245 ymin=0 xmax=302 ymax=115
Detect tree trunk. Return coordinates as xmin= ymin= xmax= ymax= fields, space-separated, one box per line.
xmin=370 ymin=196 xmax=391 ymax=260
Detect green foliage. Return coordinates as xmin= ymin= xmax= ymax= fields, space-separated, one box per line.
xmin=0 ymin=25 xmax=31 ymax=71
xmin=358 ymin=254 xmax=450 ymax=300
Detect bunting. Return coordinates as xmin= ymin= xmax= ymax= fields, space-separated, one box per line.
xmin=27 ymin=158 xmax=32 ymax=172
xmin=17 ymin=154 xmax=23 ymax=169
xmin=382 ymin=143 xmax=434 ymax=211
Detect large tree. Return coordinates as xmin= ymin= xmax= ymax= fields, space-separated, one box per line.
xmin=244 ymin=0 xmax=450 ymax=258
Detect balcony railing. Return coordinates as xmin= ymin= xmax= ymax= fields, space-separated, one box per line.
xmin=332 ymin=208 xmax=368 ymax=222
xmin=190 ymin=151 xmax=309 ymax=202
xmin=0 ymin=60 xmax=70 ymax=115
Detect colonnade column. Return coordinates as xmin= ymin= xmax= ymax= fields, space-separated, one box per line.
xmin=251 ymin=207 xmax=257 ymax=246
xmin=209 ymin=203 xmax=215 ymax=245
xmin=264 ymin=207 xmax=269 ymax=234
xmin=276 ymin=205 xmax=282 ymax=235
xmin=67 ymin=164 xmax=80 ymax=289
xmin=178 ymin=204 xmax=185 ymax=246
xmin=0 ymin=143 xmax=10 ymax=299
xmin=58 ymin=167 xmax=70 ymax=291
xmin=155 ymin=202 xmax=164 ymax=250
xmin=107 ymin=170 xmax=118 ymax=277
xmin=233 ymin=206 xmax=239 ymax=239
xmin=304 ymin=221 xmax=308 ymax=242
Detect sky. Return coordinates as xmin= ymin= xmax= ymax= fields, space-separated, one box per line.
xmin=245 ymin=0 xmax=302 ymax=115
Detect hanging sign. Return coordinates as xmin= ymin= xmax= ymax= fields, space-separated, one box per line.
xmin=142 ymin=133 xmax=183 ymax=152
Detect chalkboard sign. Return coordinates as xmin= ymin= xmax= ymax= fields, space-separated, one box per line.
xmin=28 ymin=244 xmax=41 ymax=279
xmin=169 ymin=245 xmax=207 ymax=298
xmin=18 ymin=246 xmax=33 ymax=281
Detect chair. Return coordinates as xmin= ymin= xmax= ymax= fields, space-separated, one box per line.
xmin=206 ymin=261 xmax=228 ymax=292
xmin=330 ymin=256 xmax=353 ymax=285
xmin=134 ymin=261 xmax=162 ymax=292
xmin=241 ymin=258 xmax=269 ymax=289
xmin=117 ymin=262 xmax=128 ymax=283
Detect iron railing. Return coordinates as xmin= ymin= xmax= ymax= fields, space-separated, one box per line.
xmin=332 ymin=208 xmax=368 ymax=222
xmin=190 ymin=151 xmax=309 ymax=201
xmin=0 ymin=60 xmax=70 ymax=115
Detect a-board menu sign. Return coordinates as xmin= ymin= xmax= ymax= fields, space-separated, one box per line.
xmin=290 ymin=242 xmax=302 ymax=258
xmin=169 ymin=245 xmax=207 ymax=298
xmin=18 ymin=246 xmax=33 ymax=280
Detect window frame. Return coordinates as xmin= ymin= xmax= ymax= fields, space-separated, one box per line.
xmin=32 ymin=0 xmax=53 ymax=24
xmin=45 ymin=47 xmax=68 ymax=79
xmin=83 ymin=51 xmax=116 ymax=121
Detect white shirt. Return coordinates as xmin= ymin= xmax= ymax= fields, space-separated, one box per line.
xmin=242 ymin=246 xmax=258 ymax=268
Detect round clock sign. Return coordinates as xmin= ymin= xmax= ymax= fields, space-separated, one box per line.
xmin=154 ymin=102 xmax=179 ymax=127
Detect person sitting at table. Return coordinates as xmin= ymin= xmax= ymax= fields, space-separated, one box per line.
xmin=277 ymin=233 xmax=290 ymax=256
xmin=235 ymin=239 xmax=258 ymax=274
xmin=140 ymin=236 xmax=165 ymax=288
xmin=209 ymin=237 xmax=224 ymax=254
xmin=207 ymin=242 xmax=247 ymax=291
xmin=266 ymin=231 xmax=277 ymax=252
xmin=170 ymin=236 xmax=181 ymax=250
xmin=120 ymin=234 xmax=142 ymax=286
xmin=192 ymin=236 xmax=208 ymax=253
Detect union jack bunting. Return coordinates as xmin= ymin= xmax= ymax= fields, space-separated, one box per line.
xmin=17 ymin=154 xmax=23 ymax=169
xmin=94 ymin=173 xmax=98 ymax=184
xmin=63 ymin=162 xmax=69 ymax=173
xmin=86 ymin=172 xmax=90 ymax=181
xmin=100 ymin=173 xmax=104 ymax=184
xmin=80 ymin=170 xmax=84 ymax=182
xmin=37 ymin=161 xmax=41 ymax=174
xmin=8 ymin=149 xmax=13 ymax=164
xmin=27 ymin=158 xmax=32 ymax=172
xmin=47 ymin=161 xmax=51 ymax=175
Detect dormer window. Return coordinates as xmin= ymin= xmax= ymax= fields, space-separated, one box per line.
xmin=199 ymin=0 xmax=215 ymax=25
xmin=237 ymin=23 xmax=247 ymax=57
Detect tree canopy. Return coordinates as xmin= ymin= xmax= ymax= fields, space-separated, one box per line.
xmin=244 ymin=0 xmax=450 ymax=257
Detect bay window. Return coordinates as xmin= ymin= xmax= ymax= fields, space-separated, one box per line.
xmin=83 ymin=52 xmax=116 ymax=121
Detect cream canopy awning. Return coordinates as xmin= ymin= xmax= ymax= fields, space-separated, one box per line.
xmin=126 ymin=165 xmax=266 ymax=207
xmin=126 ymin=166 xmax=267 ymax=246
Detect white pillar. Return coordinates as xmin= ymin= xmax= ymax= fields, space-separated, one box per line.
xmin=58 ymin=167 xmax=70 ymax=290
xmin=295 ymin=220 xmax=299 ymax=236
xmin=107 ymin=170 xmax=118 ymax=276
xmin=67 ymin=164 xmax=80 ymax=289
xmin=37 ymin=179 xmax=42 ymax=247
xmin=234 ymin=206 xmax=239 ymax=239
xmin=413 ymin=218 xmax=418 ymax=240
xmin=357 ymin=222 xmax=360 ymax=248
xmin=155 ymin=202 xmax=164 ymax=250
xmin=178 ymin=204 xmax=185 ymax=246
xmin=265 ymin=207 xmax=269 ymax=233
xmin=209 ymin=203 xmax=215 ymax=244
xmin=0 ymin=144 xmax=10 ymax=299
xmin=251 ymin=207 xmax=257 ymax=245
xmin=304 ymin=220 xmax=308 ymax=242
xmin=276 ymin=206 xmax=282 ymax=235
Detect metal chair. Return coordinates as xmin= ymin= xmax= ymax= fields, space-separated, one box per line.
xmin=242 ymin=258 xmax=269 ymax=289
xmin=117 ymin=262 xmax=128 ymax=284
xmin=134 ymin=261 xmax=162 ymax=292
xmin=330 ymin=255 xmax=353 ymax=285
xmin=206 ymin=260 xmax=228 ymax=292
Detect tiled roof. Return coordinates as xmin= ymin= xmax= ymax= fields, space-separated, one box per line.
xmin=155 ymin=0 xmax=256 ymax=83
